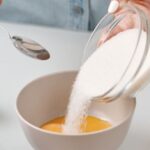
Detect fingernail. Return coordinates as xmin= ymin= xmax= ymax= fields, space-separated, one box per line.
xmin=108 ymin=0 xmax=120 ymax=13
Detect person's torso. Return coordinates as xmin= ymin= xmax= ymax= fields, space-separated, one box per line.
xmin=0 ymin=0 xmax=110 ymax=31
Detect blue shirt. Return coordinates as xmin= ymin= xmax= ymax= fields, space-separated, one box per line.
xmin=0 ymin=0 xmax=110 ymax=31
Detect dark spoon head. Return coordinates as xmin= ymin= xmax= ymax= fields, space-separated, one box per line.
xmin=11 ymin=36 xmax=50 ymax=60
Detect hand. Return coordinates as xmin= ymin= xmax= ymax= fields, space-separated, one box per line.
xmin=0 ymin=0 xmax=2 ymax=5
xmin=99 ymin=0 xmax=150 ymax=44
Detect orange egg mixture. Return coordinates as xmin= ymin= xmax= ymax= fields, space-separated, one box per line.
xmin=41 ymin=116 xmax=111 ymax=133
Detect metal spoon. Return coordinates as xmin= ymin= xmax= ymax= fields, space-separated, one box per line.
xmin=0 ymin=25 xmax=50 ymax=60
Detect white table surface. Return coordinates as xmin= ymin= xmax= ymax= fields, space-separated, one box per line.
xmin=0 ymin=22 xmax=149 ymax=150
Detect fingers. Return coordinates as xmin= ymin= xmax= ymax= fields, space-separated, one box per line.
xmin=98 ymin=26 xmax=123 ymax=46
xmin=132 ymin=0 xmax=150 ymax=16
xmin=98 ymin=0 xmax=149 ymax=46
xmin=112 ymin=0 xmax=150 ymax=12
xmin=98 ymin=14 xmax=138 ymax=46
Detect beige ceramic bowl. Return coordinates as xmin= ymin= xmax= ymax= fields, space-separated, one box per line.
xmin=16 ymin=71 xmax=136 ymax=150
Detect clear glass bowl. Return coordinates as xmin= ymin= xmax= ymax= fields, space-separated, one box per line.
xmin=82 ymin=4 xmax=150 ymax=102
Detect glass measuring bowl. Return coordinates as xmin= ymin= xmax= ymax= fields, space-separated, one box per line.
xmin=82 ymin=3 xmax=150 ymax=103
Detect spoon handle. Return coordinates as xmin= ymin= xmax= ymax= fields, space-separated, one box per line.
xmin=0 ymin=24 xmax=12 ymax=39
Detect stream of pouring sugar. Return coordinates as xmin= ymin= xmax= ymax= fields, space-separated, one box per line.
xmin=63 ymin=29 xmax=148 ymax=134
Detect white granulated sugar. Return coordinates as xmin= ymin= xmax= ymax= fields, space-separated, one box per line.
xmin=63 ymin=29 xmax=149 ymax=134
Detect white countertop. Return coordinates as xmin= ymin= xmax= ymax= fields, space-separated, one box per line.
xmin=0 ymin=22 xmax=149 ymax=150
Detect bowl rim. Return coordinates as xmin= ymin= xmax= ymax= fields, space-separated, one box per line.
xmin=16 ymin=70 xmax=136 ymax=137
